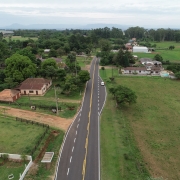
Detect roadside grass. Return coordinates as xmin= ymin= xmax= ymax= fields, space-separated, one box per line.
xmin=101 ymin=69 xmax=180 ymax=179
xmin=100 ymin=70 xmax=149 ymax=180
xmin=0 ymin=115 xmax=45 ymax=154
xmin=0 ymin=161 xmax=27 ymax=180
xmin=4 ymin=36 xmax=38 ymax=41
xmin=25 ymin=128 xmax=64 ymax=180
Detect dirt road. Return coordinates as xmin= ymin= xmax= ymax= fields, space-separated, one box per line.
xmin=0 ymin=106 xmax=73 ymax=131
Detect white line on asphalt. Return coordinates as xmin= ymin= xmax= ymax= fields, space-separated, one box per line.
xmin=98 ymin=99 xmax=99 ymax=103
xmin=74 ymin=138 xmax=76 ymax=143
xmin=67 ymin=168 xmax=70 ymax=175
xmin=77 ymin=124 xmax=79 ymax=128
xmin=72 ymin=146 xmax=74 ymax=152
xmin=98 ymin=107 xmax=99 ymax=111
xmin=70 ymin=156 xmax=72 ymax=163
xmin=80 ymin=113 xmax=81 ymax=116
xmin=76 ymin=131 xmax=77 ymax=135
xmin=98 ymin=96 xmax=99 ymax=99
xmin=98 ymin=103 xmax=99 ymax=107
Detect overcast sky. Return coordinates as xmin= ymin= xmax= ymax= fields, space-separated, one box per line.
xmin=1 ymin=0 xmax=180 ymax=28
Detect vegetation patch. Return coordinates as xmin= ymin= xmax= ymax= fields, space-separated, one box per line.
xmin=101 ymin=68 xmax=180 ymax=179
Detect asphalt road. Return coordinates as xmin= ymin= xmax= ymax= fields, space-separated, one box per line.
xmin=55 ymin=57 xmax=106 ymax=180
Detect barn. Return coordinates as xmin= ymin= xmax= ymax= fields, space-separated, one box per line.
xmin=133 ymin=46 xmax=148 ymax=53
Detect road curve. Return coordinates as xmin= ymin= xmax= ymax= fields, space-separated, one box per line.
xmin=55 ymin=57 xmax=106 ymax=180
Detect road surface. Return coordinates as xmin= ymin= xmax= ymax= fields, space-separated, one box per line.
xmin=55 ymin=57 xmax=106 ymax=180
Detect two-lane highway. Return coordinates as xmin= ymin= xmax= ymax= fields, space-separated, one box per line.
xmin=55 ymin=57 xmax=106 ymax=180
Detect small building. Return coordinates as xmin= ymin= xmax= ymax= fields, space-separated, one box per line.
xmin=122 ymin=67 xmax=150 ymax=75
xmin=44 ymin=49 xmax=50 ymax=53
xmin=0 ymin=89 xmax=20 ymax=102
xmin=133 ymin=46 xmax=148 ymax=53
xmin=17 ymin=78 xmax=52 ymax=96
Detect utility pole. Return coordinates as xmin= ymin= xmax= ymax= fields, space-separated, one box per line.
xmin=54 ymin=85 xmax=58 ymax=115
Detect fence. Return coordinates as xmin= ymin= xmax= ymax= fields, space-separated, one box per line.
xmin=0 ymin=153 xmax=32 ymax=180
xmin=15 ymin=117 xmax=50 ymax=156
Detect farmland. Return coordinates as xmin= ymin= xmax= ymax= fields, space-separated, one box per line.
xmin=100 ymin=69 xmax=180 ymax=179
xmin=4 ymin=36 xmax=38 ymax=41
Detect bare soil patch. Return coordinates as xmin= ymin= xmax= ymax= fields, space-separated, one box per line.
xmin=0 ymin=106 xmax=72 ymax=131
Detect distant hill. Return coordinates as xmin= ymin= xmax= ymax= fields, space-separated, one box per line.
xmin=0 ymin=23 xmax=131 ymax=30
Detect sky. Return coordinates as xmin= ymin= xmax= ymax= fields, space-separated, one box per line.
xmin=0 ymin=0 xmax=180 ymax=28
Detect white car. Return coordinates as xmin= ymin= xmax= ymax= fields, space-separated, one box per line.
xmin=101 ymin=81 xmax=105 ymax=86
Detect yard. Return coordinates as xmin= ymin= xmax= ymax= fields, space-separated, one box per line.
xmin=100 ymin=69 xmax=180 ymax=180
xmin=4 ymin=36 xmax=38 ymax=41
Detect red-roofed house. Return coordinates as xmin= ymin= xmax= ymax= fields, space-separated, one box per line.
xmin=17 ymin=78 xmax=52 ymax=96
xmin=0 ymin=89 xmax=21 ymax=102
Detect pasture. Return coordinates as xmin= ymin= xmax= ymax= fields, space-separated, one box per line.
xmin=100 ymin=69 xmax=180 ymax=180
xmin=134 ymin=41 xmax=180 ymax=62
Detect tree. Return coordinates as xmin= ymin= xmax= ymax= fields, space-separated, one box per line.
xmin=5 ymin=54 xmax=37 ymax=82
xmin=169 ymin=45 xmax=175 ymax=50
xmin=109 ymin=85 xmax=137 ymax=106
xmin=99 ymin=39 xmax=111 ymax=52
xmin=154 ymin=54 xmax=163 ymax=63
xmin=175 ymin=72 xmax=180 ymax=79
xmin=41 ymin=58 xmax=57 ymax=69
xmin=78 ymin=70 xmax=90 ymax=83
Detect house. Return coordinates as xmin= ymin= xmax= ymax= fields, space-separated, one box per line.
xmin=0 ymin=30 xmax=14 ymax=37
xmin=133 ymin=46 xmax=148 ymax=53
xmin=140 ymin=58 xmax=162 ymax=67
xmin=122 ymin=67 xmax=150 ymax=75
xmin=0 ymin=89 xmax=20 ymax=102
xmin=17 ymin=78 xmax=52 ymax=96
xmin=44 ymin=49 xmax=50 ymax=53
xmin=150 ymin=67 xmax=162 ymax=75
xmin=125 ymin=43 xmax=132 ymax=50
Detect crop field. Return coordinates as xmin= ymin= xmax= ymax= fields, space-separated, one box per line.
xmin=100 ymin=69 xmax=180 ymax=179
xmin=4 ymin=36 xmax=38 ymax=41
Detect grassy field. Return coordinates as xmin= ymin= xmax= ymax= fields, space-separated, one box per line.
xmin=0 ymin=161 xmax=27 ymax=180
xmin=4 ymin=36 xmax=38 ymax=41
xmin=100 ymin=69 xmax=180 ymax=179
xmin=0 ymin=115 xmax=65 ymax=180
xmin=0 ymin=115 xmax=45 ymax=154
xmin=134 ymin=41 xmax=180 ymax=62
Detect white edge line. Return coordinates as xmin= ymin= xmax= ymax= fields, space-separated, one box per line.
xmin=54 ymin=81 xmax=88 ymax=180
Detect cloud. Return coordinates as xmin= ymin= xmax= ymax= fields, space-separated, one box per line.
xmin=0 ymin=0 xmax=180 ymax=27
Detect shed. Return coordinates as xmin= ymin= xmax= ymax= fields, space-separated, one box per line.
xmin=0 ymin=89 xmax=20 ymax=102
xmin=133 ymin=46 xmax=148 ymax=53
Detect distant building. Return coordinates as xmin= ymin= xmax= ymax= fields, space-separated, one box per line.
xmin=0 ymin=89 xmax=20 ymax=102
xmin=16 ymin=78 xmax=52 ymax=96
xmin=0 ymin=30 xmax=14 ymax=37
xmin=133 ymin=46 xmax=148 ymax=53
xmin=44 ymin=49 xmax=50 ymax=53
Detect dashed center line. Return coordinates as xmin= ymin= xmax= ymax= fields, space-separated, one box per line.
xmin=74 ymin=138 xmax=76 ymax=143
xmin=67 ymin=168 xmax=70 ymax=175
xmin=70 ymin=156 xmax=72 ymax=163
xmin=76 ymin=131 xmax=77 ymax=135
xmin=72 ymin=146 xmax=74 ymax=152
xmin=78 ymin=118 xmax=80 ymax=122
xmin=77 ymin=124 xmax=79 ymax=128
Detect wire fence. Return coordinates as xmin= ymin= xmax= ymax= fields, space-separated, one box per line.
xmin=15 ymin=117 xmax=50 ymax=156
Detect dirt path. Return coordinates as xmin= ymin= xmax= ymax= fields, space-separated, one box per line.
xmin=0 ymin=106 xmax=73 ymax=131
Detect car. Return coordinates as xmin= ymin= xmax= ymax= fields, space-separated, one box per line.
xmin=101 ymin=81 xmax=105 ymax=86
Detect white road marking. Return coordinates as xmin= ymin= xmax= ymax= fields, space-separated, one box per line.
xmin=98 ymin=96 xmax=99 ymax=98
xmin=70 ymin=156 xmax=72 ymax=163
xmin=98 ymin=99 xmax=99 ymax=103
xmin=78 ymin=118 xmax=80 ymax=122
xmin=76 ymin=131 xmax=77 ymax=135
xmin=67 ymin=168 xmax=70 ymax=175
xmin=98 ymin=103 xmax=99 ymax=107
xmin=80 ymin=113 xmax=81 ymax=116
xmin=74 ymin=138 xmax=76 ymax=143
xmin=72 ymin=146 xmax=74 ymax=152
xmin=77 ymin=124 xmax=79 ymax=128
xmin=98 ymin=107 xmax=99 ymax=111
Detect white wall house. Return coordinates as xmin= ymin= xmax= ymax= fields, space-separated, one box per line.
xmin=133 ymin=46 xmax=148 ymax=53
xmin=122 ymin=67 xmax=150 ymax=75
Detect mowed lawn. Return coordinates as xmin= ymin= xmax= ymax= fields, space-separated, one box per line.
xmin=100 ymin=69 xmax=180 ymax=179
xmin=0 ymin=116 xmax=45 ymax=154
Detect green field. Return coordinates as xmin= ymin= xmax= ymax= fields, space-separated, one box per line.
xmin=134 ymin=41 xmax=180 ymax=62
xmin=0 ymin=161 xmax=27 ymax=180
xmin=4 ymin=36 xmax=38 ymax=41
xmin=0 ymin=115 xmax=45 ymax=154
xmin=100 ymin=69 xmax=180 ymax=179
